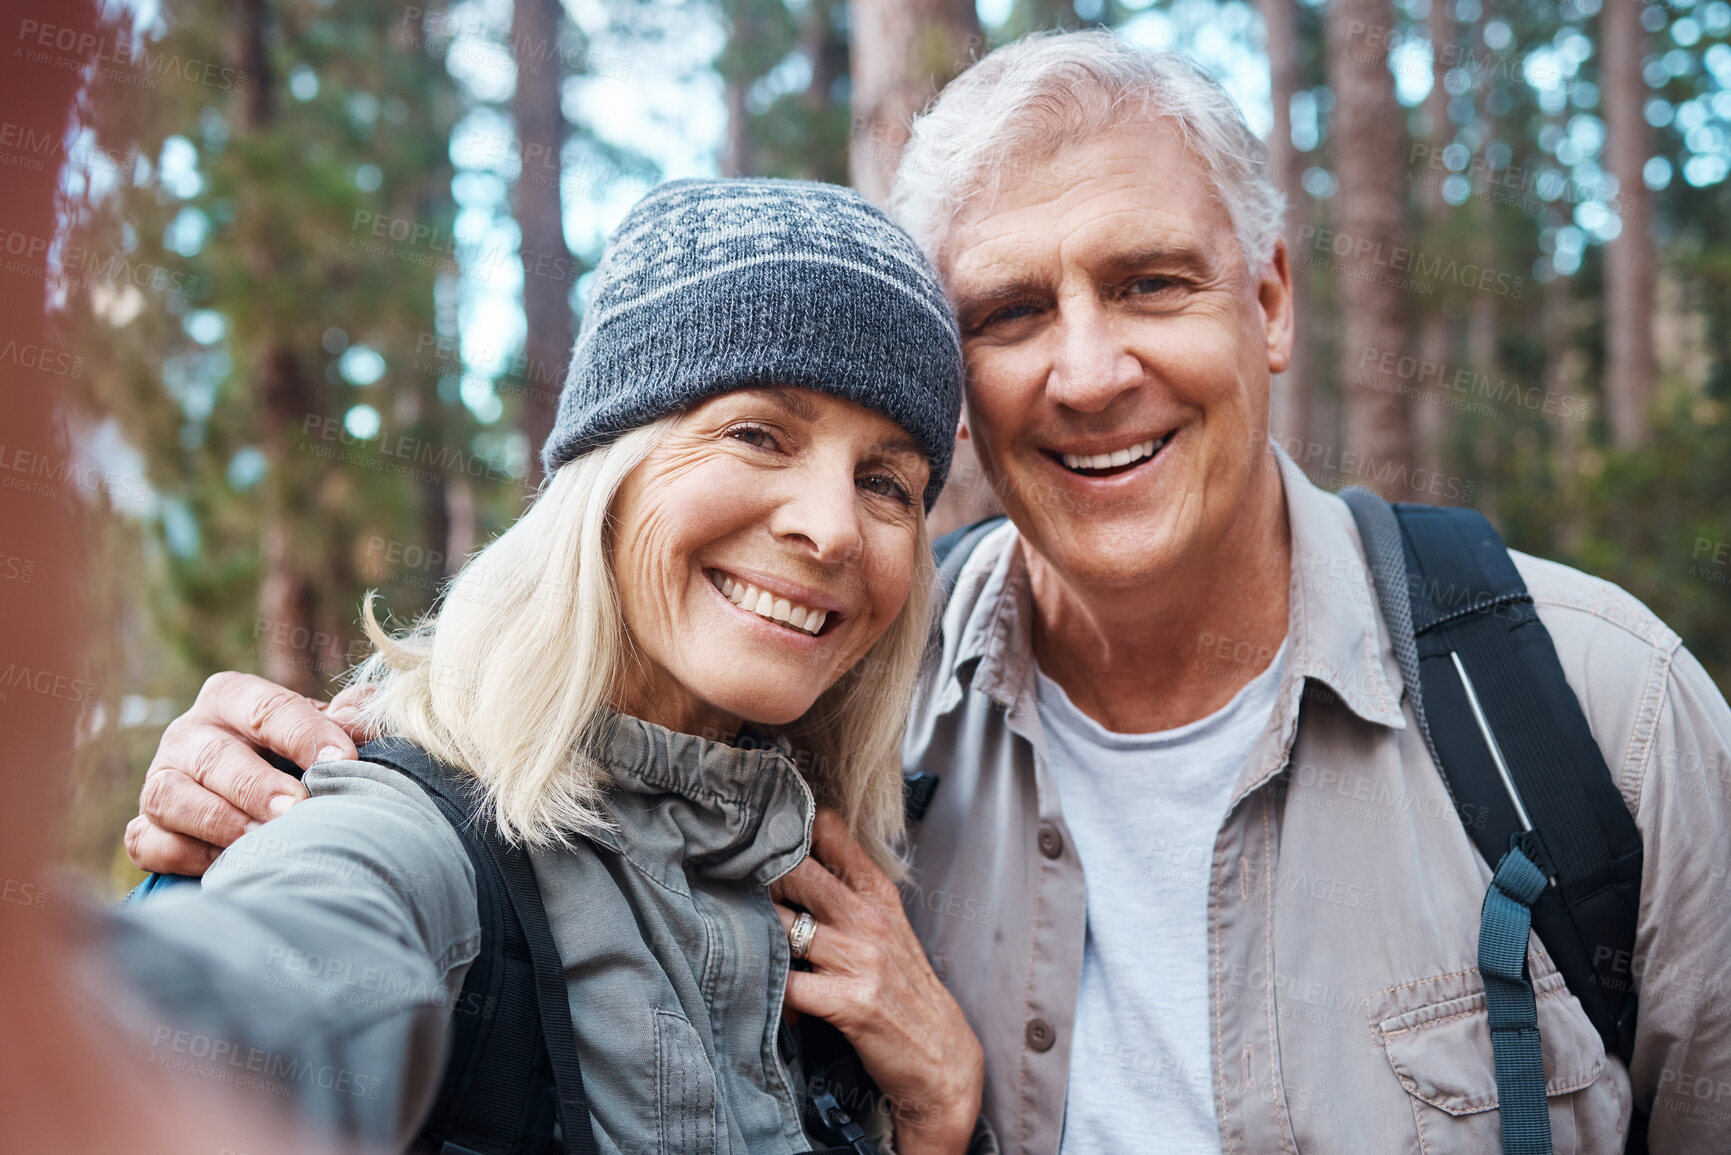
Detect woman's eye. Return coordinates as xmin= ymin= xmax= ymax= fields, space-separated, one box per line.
xmin=860 ymin=473 xmax=914 ymax=505
xmin=728 ymin=425 xmax=779 ymax=450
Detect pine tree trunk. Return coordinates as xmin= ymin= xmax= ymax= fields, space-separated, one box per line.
xmin=1602 ymin=0 xmax=1655 ymax=448
xmin=722 ymin=79 xmax=754 ymax=177
xmin=237 ymin=0 xmax=321 ymax=694
xmin=848 ymin=0 xmax=985 ymax=534
xmin=1411 ymin=0 xmax=1455 ymax=484
xmin=1544 ymin=235 xmax=1589 ymax=555
xmin=1258 ymin=0 xmax=1313 ymax=447
xmin=513 ymin=0 xmax=576 ymax=487
xmin=847 ymin=0 xmax=979 ymax=203
xmin=1325 ymin=0 xmax=1416 ymax=498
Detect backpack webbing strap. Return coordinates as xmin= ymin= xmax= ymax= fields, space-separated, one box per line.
xmin=363 ymin=738 xmax=599 ymax=1155
xmin=1340 ymin=487 xmax=1445 ymax=776
xmin=489 ymin=824 xmax=600 ymax=1155
xmin=1480 ymin=841 xmax=1554 ymax=1155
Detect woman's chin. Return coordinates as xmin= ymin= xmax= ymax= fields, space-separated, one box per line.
xmin=707 ymin=689 xmax=819 ymax=731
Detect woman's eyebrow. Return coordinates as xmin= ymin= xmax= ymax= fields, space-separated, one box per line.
xmin=871 ymin=433 xmax=925 ymax=461
xmin=754 ymin=386 xmax=820 ymax=422
xmin=750 ymin=388 xmax=923 ymax=461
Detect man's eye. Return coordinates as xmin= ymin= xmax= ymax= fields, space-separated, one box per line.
xmin=984 ymin=303 xmax=1039 ymax=326
xmin=1128 ymin=276 xmax=1180 ymax=295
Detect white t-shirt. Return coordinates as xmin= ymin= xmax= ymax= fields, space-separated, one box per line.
xmin=1035 ymin=642 xmax=1286 ymax=1155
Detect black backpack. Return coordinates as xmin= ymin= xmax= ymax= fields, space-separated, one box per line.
xmin=928 ymin=496 xmax=1647 ymax=1155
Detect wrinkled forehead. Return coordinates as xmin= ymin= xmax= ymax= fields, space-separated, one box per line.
xmin=935 ymin=121 xmax=1233 ymax=280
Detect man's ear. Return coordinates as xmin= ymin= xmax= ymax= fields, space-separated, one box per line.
xmin=1260 ymin=237 xmax=1295 ymax=375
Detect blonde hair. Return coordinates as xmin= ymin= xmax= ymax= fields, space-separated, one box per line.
xmin=348 ymin=418 xmax=934 ymax=879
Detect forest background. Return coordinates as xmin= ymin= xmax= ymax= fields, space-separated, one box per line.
xmin=30 ymin=0 xmax=1731 ymax=890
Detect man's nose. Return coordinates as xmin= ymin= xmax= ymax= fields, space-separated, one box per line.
xmin=1046 ymin=296 xmax=1143 ymax=413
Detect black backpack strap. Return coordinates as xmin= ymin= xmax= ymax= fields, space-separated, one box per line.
xmin=905 ymin=515 xmax=1009 ymax=824
xmin=361 ymin=738 xmax=599 ymax=1155
xmin=1342 ymin=491 xmax=1647 ymax=1056
xmin=1391 ymin=504 xmax=1645 ymax=1063
xmin=1343 ymin=490 xmax=1648 ymax=1151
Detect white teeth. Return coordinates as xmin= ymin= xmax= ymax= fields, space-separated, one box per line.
xmin=708 ymin=570 xmax=828 ymax=635
xmin=1062 ymin=437 xmax=1161 ymax=473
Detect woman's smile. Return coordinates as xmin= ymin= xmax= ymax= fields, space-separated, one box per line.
xmin=703 ymin=567 xmax=842 ymax=638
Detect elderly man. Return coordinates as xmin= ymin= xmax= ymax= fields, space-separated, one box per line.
xmin=125 ymin=30 xmax=1730 ymax=1154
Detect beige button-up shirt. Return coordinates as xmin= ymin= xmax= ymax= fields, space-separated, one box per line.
xmin=900 ymin=445 xmax=1731 ymax=1154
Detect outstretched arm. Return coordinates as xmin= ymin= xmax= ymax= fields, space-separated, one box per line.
xmin=112 ymin=755 xmax=480 ymax=1148
xmin=126 ymin=672 xmax=373 ymax=876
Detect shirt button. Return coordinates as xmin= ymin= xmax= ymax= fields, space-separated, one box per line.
xmin=1025 ymin=1017 xmax=1055 ymax=1052
xmin=1037 ymin=825 xmax=1064 ymax=859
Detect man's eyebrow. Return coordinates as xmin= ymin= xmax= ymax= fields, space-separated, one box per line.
xmin=1099 ymin=243 xmax=1219 ymax=278
xmin=952 ymin=278 xmax=1051 ymax=310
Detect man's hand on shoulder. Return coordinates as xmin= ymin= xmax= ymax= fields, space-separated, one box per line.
xmin=124 ymin=672 xmax=375 ymax=877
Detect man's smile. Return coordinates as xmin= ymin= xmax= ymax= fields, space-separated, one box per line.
xmin=1042 ymin=431 xmax=1174 ymax=479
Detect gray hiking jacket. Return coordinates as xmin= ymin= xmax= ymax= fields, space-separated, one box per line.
xmin=110 ymin=710 xmax=837 ymax=1154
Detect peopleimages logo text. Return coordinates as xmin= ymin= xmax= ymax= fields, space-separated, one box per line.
xmin=1298 ymin=225 xmax=1526 ymax=299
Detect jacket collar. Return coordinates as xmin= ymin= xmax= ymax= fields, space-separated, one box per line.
xmin=929 ymin=439 xmax=1404 ymax=732
xmin=584 ymin=710 xmax=814 ymax=886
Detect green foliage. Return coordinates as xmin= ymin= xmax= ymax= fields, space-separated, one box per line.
xmin=1520 ymin=402 xmax=1731 ymax=689
xmin=60 ymin=0 xmax=525 ymax=885
xmin=64 ymin=0 xmax=516 ymax=683
xmin=717 ymin=0 xmax=851 ymax=181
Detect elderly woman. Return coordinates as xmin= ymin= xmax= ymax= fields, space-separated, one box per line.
xmin=111 ymin=178 xmax=988 ymax=1155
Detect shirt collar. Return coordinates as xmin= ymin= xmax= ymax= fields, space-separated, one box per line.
xmin=929 ymin=440 xmax=1405 ymax=732
xmin=585 ymin=709 xmax=814 ymax=884
xmin=1273 ymin=443 xmax=1406 ymax=729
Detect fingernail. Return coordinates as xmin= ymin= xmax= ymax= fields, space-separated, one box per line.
xmin=316 ymin=745 xmax=344 ymax=764
xmin=268 ymin=794 xmax=297 ymax=817
xmin=244 ymin=821 xmax=262 ymax=834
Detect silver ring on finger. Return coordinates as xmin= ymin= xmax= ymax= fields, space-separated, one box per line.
xmin=788 ymin=910 xmax=817 ymax=962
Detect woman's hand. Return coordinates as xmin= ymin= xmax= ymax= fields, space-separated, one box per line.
xmin=772 ymin=808 xmax=984 ymax=1155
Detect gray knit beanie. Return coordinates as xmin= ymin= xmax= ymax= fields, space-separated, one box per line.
xmin=542 ymin=178 xmax=963 ymax=509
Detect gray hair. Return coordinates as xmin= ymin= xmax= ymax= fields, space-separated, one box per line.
xmin=888 ymin=29 xmax=1286 ymax=276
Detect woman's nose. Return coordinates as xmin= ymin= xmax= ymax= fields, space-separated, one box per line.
xmin=767 ymin=466 xmax=865 ymax=565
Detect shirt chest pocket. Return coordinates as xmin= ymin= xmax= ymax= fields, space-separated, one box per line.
xmin=654 ymin=1009 xmax=721 ymax=1155
xmin=1368 ymin=964 xmax=1630 ymax=1155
